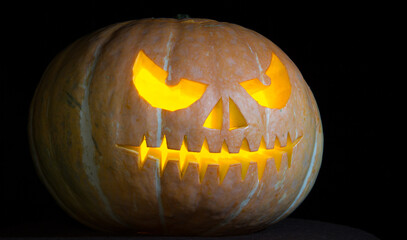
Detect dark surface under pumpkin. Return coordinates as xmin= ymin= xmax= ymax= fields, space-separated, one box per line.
xmin=1 ymin=218 xmax=379 ymax=239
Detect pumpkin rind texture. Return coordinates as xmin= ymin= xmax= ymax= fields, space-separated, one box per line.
xmin=29 ymin=18 xmax=323 ymax=236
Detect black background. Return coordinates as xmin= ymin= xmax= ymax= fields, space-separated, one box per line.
xmin=1 ymin=1 xmax=394 ymax=239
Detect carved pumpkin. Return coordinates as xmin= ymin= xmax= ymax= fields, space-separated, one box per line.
xmin=29 ymin=18 xmax=323 ymax=236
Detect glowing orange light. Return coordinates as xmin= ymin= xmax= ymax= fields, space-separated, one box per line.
xmin=203 ymin=98 xmax=248 ymax=130
xmin=117 ymin=134 xmax=302 ymax=183
xmin=240 ymin=53 xmax=291 ymax=109
xmin=203 ymin=99 xmax=223 ymax=130
xmin=132 ymin=51 xmax=207 ymax=111
xmin=229 ymin=98 xmax=248 ymax=130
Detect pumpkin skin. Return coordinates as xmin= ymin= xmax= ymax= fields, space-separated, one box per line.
xmin=28 ymin=18 xmax=323 ymax=236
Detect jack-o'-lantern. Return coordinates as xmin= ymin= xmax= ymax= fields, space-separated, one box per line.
xmin=28 ymin=18 xmax=323 ymax=236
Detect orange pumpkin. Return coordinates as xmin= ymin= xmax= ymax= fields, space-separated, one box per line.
xmin=28 ymin=18 xmax=323 ymax=236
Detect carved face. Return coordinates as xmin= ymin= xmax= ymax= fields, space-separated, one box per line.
xmin=117 ymin=49 xmax=300 ymax=182
xmin=30 ymin=18 xmax=323 ymax=236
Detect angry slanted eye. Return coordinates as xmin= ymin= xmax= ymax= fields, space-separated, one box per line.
xmin=133 ymin=51 xmax=207 ymax=111
xmin=240 ymin=53 xmax=291 ymax=109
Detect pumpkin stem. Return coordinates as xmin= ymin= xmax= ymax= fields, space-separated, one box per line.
xmin=176 ymin=14 xmax=190 ymax=19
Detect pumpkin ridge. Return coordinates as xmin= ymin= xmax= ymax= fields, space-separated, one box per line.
xmin=271 ymin=126 xmax=322 ymax=224
xmin=203 ymin=179 xmax=261 ymax=235
xmin=81 ymin=21 xmax=136 ymax=226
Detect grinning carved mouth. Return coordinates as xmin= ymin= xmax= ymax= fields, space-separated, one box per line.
xmin=116 ymin=134 xmax=302 ymax=183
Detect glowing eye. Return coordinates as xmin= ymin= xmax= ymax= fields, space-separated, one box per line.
xmin=133 ymin=51 xmax=207 ymax=111
xmin=240 ymin=53 xmax=291 ymax=109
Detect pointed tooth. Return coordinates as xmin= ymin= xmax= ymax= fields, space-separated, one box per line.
xmin=201 ymin=138 xmax=210 ymax=153
xmin=139 ymin=136 xmax=149 ymax=169
xmin=268 ymin=134 xmax=276 ymax=150
xmin=180 ymin=157 xmax=190 ymax=179
xmin=288 ymin=128 xmax=296 ymax=143
xmin=281 ymin=132 xmax=302 ymax=169
xmin=274 ymin=135 xmax=282 ymax=149
xmin=221 ymin=141 xmax=229 ymax=154
xmin=160 ymin=157 xmax=169 ymax=175
xmin=239 ymin=158 xmax=250 ymax=181
xmin=159 ymin=136 xmax=168 ymax=173
xmin=286 ymin=132 xmax=293 ymax=145
xmin=257 ymin=157 xmax=268 ymax=180
xmin=273 ymin=151 xmax=284 ymax=172
xmin=218 ymin=161 xmax=230 ymax=184
xmin=179 ymin=138 xmax=188 ymax=172
xmin=282 ymin=133 xmax=292 ymax=169
xmin=259 ymin=136 xmax=267 ymax=150
xmin=240 ymin=138 xmax=250 ymax=152
xmin=279 ymin=132 xmax=288 ymax=148
xmin=199 ymin=138 xmax=211 ymax=183
xmin=198 ymin=157 xmax=208 ymax=183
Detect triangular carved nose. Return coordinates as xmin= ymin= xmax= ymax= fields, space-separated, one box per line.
xmin=229 ymin=98 xmax=247 ymax=130
xmin=203 ymin=98 xmax=247 ymax=130
xmin=203 ymin=99 xmax=223 ymax=129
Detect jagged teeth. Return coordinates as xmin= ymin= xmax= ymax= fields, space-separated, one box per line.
xmin=116 ymin=133 xmax=302 ymax=184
